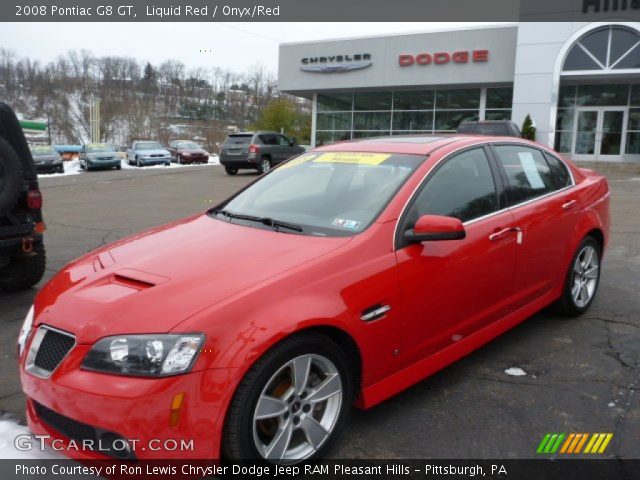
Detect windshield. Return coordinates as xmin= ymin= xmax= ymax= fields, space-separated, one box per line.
xmin=213 ymin=151 xmax=425 ymax=237
xmin=86 ymin=144 xmax=116 ymax=153
xmin=31 ymin=146 xmax=57 ymax=155
xmin=176 ymin=141 xmax=200 ymax=149
xmin=136 ymin=142 xmax=163 ymax=150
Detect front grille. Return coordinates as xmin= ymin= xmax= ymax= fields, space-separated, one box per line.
xmin=34 ymin=401 xmax=97 ymax=443
xmin=33 ymin=328 xmax=74 ymax=372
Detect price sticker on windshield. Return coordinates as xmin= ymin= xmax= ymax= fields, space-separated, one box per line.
xmin=279 ymin=153 xmax=317 ymax=169
xmin=314 ymin=152 xmax=391 ymax=165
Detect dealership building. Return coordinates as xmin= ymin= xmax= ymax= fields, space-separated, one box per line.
xmin=278 ymin=22 xmax=640 ymax=162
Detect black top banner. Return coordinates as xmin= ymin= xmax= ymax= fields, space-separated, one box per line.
xmin=3 ymin=0 xmax=640 ymax=22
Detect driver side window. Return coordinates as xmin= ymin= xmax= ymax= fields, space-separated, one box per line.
xmin=405 ymin=148 xmax=499 ymax=229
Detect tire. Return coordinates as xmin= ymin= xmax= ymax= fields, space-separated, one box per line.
xmin=258 ymin=157 xmax=272 ymax=174
xmin=0 ymin=242 xmax=46 ymax=292
xmin=176 ymin=155 xmax=181 ymax=165
xmin=136 ymin=157 xmax=141 ymax=168
xmin=554 ymin=236 xmax=601 ymax=317
xmin=222 ymin=332 xmax=353 ymax=465
xmin=116 ymin=165 xmax=121 ymax=170
xmin=225 ymin=166 xmax=238 ymax=176
xmin=0 ymin=137 xmax=24 ymax=212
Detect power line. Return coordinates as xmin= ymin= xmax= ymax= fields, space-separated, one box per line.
xmin=217 ymin=23 xmax=279 ymax=43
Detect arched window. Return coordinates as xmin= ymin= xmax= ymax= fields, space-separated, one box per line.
xmin=563 ymin=25 xmax=640 ymax=72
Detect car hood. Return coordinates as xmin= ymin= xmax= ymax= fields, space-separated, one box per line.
xmin=32 ymin=154 xmax=59 ymax=162
xmin=179 ymin=148 xmax=208 ymax=155
xmin=137 ymin=149 xmax=169 ymax=156
xmin=35 ymin=214 xmax=351 ymax=344
xmin=87 ymin=153 xmax=118 ymax=159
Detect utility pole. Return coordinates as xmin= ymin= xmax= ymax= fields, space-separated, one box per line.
xmin=89 ymin=98 xmax=101 ymax=142
xmin=47 ymin=114 xmax=52 ymax=144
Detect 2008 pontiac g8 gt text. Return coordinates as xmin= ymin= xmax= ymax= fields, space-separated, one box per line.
xmin=18 ymin=135 xmax=610 ymax=464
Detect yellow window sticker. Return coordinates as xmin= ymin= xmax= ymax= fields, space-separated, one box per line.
xmin=279 ymin=153 xmax=318 ymax=169
xmin=313 ymin=152 xmax=391 ymax=165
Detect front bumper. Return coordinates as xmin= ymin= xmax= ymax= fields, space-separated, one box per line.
xmin=20 ymin=342 xmax=233 ymax=460
xmin=138 ymin=157 xmax=170 ymax=166
xmin=87 ymin=160 xmax=120 ymax=169
xmin=35 ymin=163 xmax=64 ymax=174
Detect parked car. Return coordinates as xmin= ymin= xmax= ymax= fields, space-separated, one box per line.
xmin=79 ymin=143 xmax=121 ymax=171
xmin=19 ymin=135 xmax=609 ymax=464
xmin=168 ymin=140 xmax=209 ymax=164
xmin=0 ymin=103 xmax=46 ymax=292
xmin=457 ymin=120 xmax=522 ymax=137
xmin=29 ymin=145 xmax=64 ymax=174
xmin=126 ymin=141 xmax=170 ymax=167
xmin=219 ymin=131 xmax=305 ymax=175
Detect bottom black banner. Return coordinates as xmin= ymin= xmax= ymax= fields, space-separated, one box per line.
xmin=3 ymin=459 xmax=640 ymax=480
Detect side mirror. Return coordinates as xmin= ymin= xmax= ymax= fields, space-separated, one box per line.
xmin=405 ymin=215 xmax=466 ymax=243
xmin=289 ymin=137 xmax=297 ymax=146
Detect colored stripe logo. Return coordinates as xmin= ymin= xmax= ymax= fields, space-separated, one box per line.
xmin=537 ymin=433 xmax=613 ymax=454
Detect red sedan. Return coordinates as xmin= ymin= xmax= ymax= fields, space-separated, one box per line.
xmin=18 ymin=135 xmax=609 ymax=464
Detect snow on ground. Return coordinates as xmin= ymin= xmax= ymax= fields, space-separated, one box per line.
xmin=0 ymin=416 xmax=62 ymax=459
xmin=121 ymin=154 xmax=220 ymax=170
xmin=37 ymin=155 xmax=220 ymax=178
xmin=36 ymin=158 xmax=82 ymax=178
xmin=504 ymin=367 xmax=527 ymax=377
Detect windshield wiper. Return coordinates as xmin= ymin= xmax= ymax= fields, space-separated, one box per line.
xmin=216 ymin=210 xmax=304 ymax=233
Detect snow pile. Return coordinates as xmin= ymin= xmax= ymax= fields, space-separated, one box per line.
xmin=0 ymin=417 xmax=62 ymax=459
xmin=504 ymin=367 xmax=527 ymax=377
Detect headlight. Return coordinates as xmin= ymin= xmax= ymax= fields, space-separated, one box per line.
xmin=81 ymin=334 xmax=204 ymax=377
xmin=17 ymin=306 xmax=35 ymax=356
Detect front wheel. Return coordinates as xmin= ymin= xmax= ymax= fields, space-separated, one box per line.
xmin=223 ymin=333 xmax=352 ymax=464
xmin=554 ymin=236 xmax=601 ymax=317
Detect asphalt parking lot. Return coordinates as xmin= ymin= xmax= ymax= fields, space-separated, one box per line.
xmin=1 ymin=165 xmax=638 ymax=459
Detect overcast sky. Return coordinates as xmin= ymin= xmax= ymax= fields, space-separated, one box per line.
xmin=0 ymin=22 xmax=506 ymax=73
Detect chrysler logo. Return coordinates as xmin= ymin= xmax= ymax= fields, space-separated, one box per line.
xmin=300 ymin=54 xmax=372 ymax=73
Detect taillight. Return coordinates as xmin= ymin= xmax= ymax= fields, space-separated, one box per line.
xmin=249 ymin=144 xmax=260 ymax=154
xmin=27 ymin=189 xmax=43 ymax=210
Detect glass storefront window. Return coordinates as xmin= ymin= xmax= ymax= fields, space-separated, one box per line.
xmin=556 ymin=109 xmax=574 ymax=130
xmin=317 ymin=112 xmax=352 ymax=130
xmin=393 ymin=90 xmax=435 ymax=110
xmin=317 ymin=93 xmax=352 ymax=112
xmin=626 ymin=132 xmax=640 ymax=153
xmin=576 ymin=84 xmax=629 ymax=106
xmin=486 ymin=88 xmax=513 ymax=109
xmin=558 ymin=85 xmax=577 ymax=107
xmin=435 ymin=89 xmax=480 ymax=109
xmin=353 ymin=112 xmax=391 ymax=130
xmin=352 ymin=130 xmax=391 ymax=138
xmin=554 ymin=132 xmax=573 ymax=153
xmin=393 ymin=111 xmax=433 ymax=131
xmin=485 ymin=110 xmax=512 ymax=121
xmin=630 ymin=85 xmax=640 ymax=106
xmin=353 ymin=92 xmax=392 ymax=111
xmin=316 ymin=131 xmax=351 ymax=145
xmin=435 ymin=110 xmax=479 ymax=131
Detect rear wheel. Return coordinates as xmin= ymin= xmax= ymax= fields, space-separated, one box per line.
xmin=554 ymin=236 xmax=601 ymax=317
xmin=258 ymin=158 xmax=272 ymax=174
xmin=223 ymin=333 xmax=352 ymax=464
xmin=225 ymin=166 xmax=238 ymax=176
xmin=0 ymin=242 xmax=46 ymax=292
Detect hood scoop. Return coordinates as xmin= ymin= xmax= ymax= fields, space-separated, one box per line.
xmin=77 ymin=269 xmax=170 ymax=304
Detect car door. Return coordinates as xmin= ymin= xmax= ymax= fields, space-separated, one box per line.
xmin=395 ymin=146 xmax=518 ymax=365
xmin=491 ymin=143 xmax=579 ymax=309
xmin=278 ymin=135 xmax=293 ymax=163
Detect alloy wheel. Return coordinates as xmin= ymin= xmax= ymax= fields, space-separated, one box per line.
xmin=261 ymin=159 xmax=271 ymax=173
xmin=571 ymin=244 xmax=599 ymax=308
xmin=252 ymin=354 xmax=342 ymax=464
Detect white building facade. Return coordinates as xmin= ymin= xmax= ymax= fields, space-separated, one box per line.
xmin=278 ymin=22 xmax=640 ymax=163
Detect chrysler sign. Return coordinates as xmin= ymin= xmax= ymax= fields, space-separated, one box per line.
xmin=399 ymin=49 xmax=489 ymax=67
xmin=300 ymin=54 xmax=372 ymax=73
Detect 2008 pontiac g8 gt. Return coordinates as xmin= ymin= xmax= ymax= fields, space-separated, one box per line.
xmin=18 ymin=135 xmax=609 ymax=464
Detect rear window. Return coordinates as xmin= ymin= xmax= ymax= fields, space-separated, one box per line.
xmin=224 ymin=135 xmax=253 ymax=145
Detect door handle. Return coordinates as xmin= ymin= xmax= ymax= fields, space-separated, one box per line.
xmin=562 ymin=200 xmax=577 ymax=210
xmin=489 ymin=227 xmax=514 ymax=241
xmin=361 ymin=304 xmax=391 ymax=322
